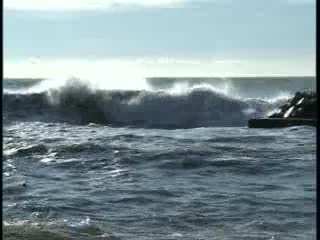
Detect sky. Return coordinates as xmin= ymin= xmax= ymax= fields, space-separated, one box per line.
xmin=3 ymin=0 xmax=316 ymax=78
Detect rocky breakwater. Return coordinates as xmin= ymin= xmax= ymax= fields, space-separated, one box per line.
xmin=269 ymin=91 xmax=317 ymax=119
xmin=248 ymin=91 xmax=317 ymax=128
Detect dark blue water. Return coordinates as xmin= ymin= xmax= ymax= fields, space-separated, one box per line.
xmin=3 ymin=77 xmax=316 ymax=239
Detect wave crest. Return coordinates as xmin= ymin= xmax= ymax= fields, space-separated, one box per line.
xmin=4 ymin=78 xmax=286 ymax=128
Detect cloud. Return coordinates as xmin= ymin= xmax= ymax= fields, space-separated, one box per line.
xmin=4 ymin=0 xmax=315 ymax=11
xmin=3 ymin=0 xmax=184 ymax=11
xmin=4 ymin=57 xmax=315 ymax=80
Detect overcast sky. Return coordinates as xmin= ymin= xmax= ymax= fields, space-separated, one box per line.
xmin=3 ymin=0 xmax=316 ymax=77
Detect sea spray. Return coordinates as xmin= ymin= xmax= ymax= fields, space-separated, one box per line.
xmin=4 ymin=78 xmax=287 ymax=128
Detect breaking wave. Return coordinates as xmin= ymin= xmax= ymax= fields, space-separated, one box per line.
xmin=3 ymin=78 xmax=290 ymax=129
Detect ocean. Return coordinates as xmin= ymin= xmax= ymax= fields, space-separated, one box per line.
xmin=3 ymin=77 xmax=316 ymax=239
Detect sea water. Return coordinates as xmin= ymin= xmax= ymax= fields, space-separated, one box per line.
xmin=3 ymin=77 xmax=316 ymax=239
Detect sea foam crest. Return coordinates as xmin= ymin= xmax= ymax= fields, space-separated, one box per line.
xmin=4 ymin=78 xmax=288 ymax=128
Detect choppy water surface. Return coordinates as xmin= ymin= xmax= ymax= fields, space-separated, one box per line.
xmin=3 ymin=77 xmax=316 ymax=239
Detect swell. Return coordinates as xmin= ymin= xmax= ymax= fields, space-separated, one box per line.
xmin=3 ymin=81 xmax=286 ymax=129
xmin=147 ymin=76 xmax=316 ymax=98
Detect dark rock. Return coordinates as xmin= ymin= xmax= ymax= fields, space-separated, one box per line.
xmin=268 ymin=91 xmax=317 ymax=119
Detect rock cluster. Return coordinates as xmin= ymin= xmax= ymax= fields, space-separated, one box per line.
xmin=269 ymin=91 xmax=317 ymax=119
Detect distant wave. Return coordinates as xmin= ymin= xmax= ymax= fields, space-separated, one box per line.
xmin=3 ymin=79 xmax=289 ymax=129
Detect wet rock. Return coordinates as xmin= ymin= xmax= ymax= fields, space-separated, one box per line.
xmin=269 ymin=91 xmax=317 ymax=119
